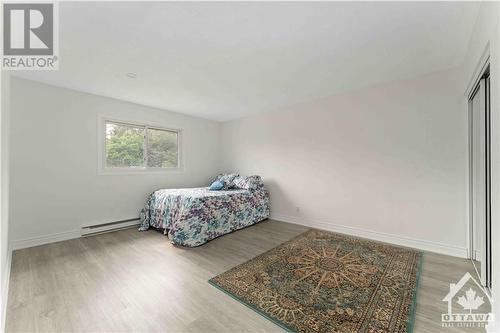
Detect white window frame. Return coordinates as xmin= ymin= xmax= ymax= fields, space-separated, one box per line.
xmin=98 ymin=117 xmax=183 ymax=175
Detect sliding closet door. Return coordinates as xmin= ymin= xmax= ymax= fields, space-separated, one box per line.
xmin=469 ymin=75 xmax=490 ymax=288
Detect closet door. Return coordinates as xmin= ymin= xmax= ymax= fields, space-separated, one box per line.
xmin=470 ymin=78 xmax=488 ymax=286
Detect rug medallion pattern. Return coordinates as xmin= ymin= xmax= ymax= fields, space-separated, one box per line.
xmin=209 ymin=229 xmax=422 ymax=333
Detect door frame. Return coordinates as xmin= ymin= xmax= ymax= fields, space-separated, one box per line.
xmin=467 ymin=59 xmax=491 ymax=289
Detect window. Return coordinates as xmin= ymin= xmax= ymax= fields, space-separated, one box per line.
xmin=103 ymin=120 xmax=180 ymax=171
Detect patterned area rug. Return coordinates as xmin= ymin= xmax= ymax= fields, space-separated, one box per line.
xmin=209 ymin=229 xmax=423 ymax=333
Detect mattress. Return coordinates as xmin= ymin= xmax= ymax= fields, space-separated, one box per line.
xmin=138 ymin=187 xmax=270 ymax=247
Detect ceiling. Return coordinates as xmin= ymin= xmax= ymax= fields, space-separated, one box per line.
xmin=13 ymin=1 xmax=479 ymax=121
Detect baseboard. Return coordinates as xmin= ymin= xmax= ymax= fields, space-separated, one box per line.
xmin=11 ymin=229 xmax=81 ymax=250
xmin=1 ymin=246 xmax=12 ymax=333
xmin=11 ymin=217 xmax=141 ymax=250
xmin=271 ymin=213 xmax=468 ymax=258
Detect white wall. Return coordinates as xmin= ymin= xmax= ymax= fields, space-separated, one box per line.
xmin=222 ymin=68 xmax=467 ymax=256
xmin=460 ymin=2 xmax=500 ymax=332
xmin=1 ymin=71 xmax=11 ymax=332
xmin=9 ymin=77 xmax=222 ymax=246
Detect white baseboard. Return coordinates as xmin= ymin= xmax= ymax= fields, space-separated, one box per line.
xmin=271 ymin=213 xmax=468 ymax=258
xmin=11 ymin=217 xmax=141 ymax=250
xmin=11 ymin=229 xmax=81 ymax=250
xmin=1 ymin=246 xmax=12 ymax=333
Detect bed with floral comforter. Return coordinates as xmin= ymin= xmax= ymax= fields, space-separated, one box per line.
xmin=138 ymin=187 xmax=270 ymax=247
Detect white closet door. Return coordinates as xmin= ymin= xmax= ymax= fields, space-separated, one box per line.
xmin=471 ymin=78 xmax=487 ymax=285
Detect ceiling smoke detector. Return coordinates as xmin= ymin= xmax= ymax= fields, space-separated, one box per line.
xmin=125 ymin=72 xmax=137 ymax=79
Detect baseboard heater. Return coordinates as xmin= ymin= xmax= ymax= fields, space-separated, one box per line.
xmin=81 ymin=218 xmax=140 ymax=237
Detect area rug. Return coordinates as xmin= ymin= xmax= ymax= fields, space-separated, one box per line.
xmin=209 ymin=229 xmax=423 ymax=333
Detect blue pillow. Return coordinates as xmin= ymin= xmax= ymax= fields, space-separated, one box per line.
xmin=209 ymin=180 xmax=224 ymax=191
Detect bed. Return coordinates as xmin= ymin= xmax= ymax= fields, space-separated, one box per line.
xmin=138 ymin=182 xmax=270 ymax=247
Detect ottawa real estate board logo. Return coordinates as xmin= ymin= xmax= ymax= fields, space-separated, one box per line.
xmin=2 ymin=2 xmax=58 ymax=70
xmin=442 ymin=272 xmax=494 ymax=329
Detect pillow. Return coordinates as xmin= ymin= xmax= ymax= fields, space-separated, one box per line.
xmin=233 ymin=175 xmax=264 ymax=191
xmin=210 ymin=173 xmax=224 ymax=184
xmin=209 ymin=180 xmax=224 ymax=191
xmin=211 ymin=173 xmax=239 ymax=189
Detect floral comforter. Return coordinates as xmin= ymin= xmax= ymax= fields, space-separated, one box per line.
xmin=138 ymin=187 xmax=270 ymax=247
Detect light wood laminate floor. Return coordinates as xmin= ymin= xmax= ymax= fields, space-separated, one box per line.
xmin=6 ymin=220 xmax=484 ymax=332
